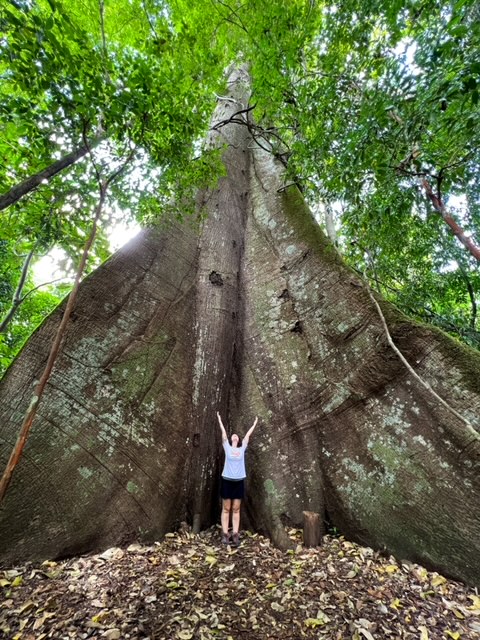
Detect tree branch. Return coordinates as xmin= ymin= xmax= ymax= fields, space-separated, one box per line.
xmin=211 ymin=0 xmax=250 ymax=35
xmin=82 ymin=125 xmax=103 ymax=186
xmin=0 ymin=248 xmax=35 ymax=334
xmin=21 ymin=277 xmax=66 ymax=299
xmin=99 ymin=0 xmax=111 ymax=85
xmin=0 ymin=137 xmax=103 ymax=212
xmin=211 ymin=104 xmax=256 ymax=130
xmin=105 ymin=145 xmax=137 ymax=188
xmin=212 ymin=104 xmax=292 ymax=166
xmin=353 ymin=265 xmax=480 ymax=343
xmin=0 ymin=183 xmax=108 ymax=503
xmin=420 ymin=177 xmax=480 ymax=263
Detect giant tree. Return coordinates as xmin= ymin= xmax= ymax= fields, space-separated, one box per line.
xmin=0 ymin=0 xmax=479 ymax=587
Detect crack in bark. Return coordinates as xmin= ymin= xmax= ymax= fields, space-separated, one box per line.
xmin=38 ymin=414 xmax=150 ymax=526
xmin=36 ymin=407 xmax=157 ymax=524
xmin=42 ymin=379 xmax=175 ymax=481
xmin=0 ymin=436 xmax=67 ymax=533
xmin=283 ymin=276 xmax=315 ymax=360
xmin=336 ymin=315 xmax=375 ymax=343
xmin=135 ymin=337 xmax=177 ymax=407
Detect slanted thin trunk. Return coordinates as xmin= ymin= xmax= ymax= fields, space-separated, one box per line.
xmin=0 ymin=137 xmax=102 ymax=211
xmin=0 ymin=249 xmax=35 ymax=334
xmin=324 ymin=203 xmax=337 ymax=246
xmin=420 ymin=178 xmax=480 ymax=263
xmin=0 ymin=72 xmax=479 ymax=587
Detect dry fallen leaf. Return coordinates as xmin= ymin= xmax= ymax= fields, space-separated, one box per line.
xmin=358 ymin=629 xmax=375 ymax=640
xmin=467 ymin=595 xmax=480 ymax=614
xmin=305 ymin=617 xmax=326 ymax=628
xmin=418 ymin=625 xmax=429 ymax=640
xmin=32 ymin=611 xmax=55 ymax=630
xmin=431 ymin=575 xmax=447 ymax=587
xmin=445 ymin=631 xmax=461 ymax=640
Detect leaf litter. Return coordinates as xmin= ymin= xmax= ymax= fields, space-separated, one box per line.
xmin=1 ymin=527 xmax=479 ymax=639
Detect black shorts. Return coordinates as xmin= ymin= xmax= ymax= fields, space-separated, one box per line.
xmin=221 ymin=477 xmax=245 ymax=500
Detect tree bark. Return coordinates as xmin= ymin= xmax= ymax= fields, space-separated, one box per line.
xmin=0 ymin=72 xmax=479 ymax=587
xmin=303 ymin=511 xmax=322 ymax=547
xmin=0 ymin=137 xmax=102 ymax=211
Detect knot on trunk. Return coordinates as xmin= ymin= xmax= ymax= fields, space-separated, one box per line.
xmin=209 ymin=271 xmax=224 ymax=286
xmin=290 ymin=320 xmax=303 ymax=334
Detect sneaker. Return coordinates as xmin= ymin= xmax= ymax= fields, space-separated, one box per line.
xmin=231 ymin=532 xmax=239 ymax=547
xmin=221 ymin=533 xmax=230 ymax=545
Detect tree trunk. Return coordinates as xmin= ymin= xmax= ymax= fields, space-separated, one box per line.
xmin=0 ymin=71 xmax=479 ymax=586
xmin=0 ymin=137 xmax=102 ymax=211
xmin=303 ymin=511 xmax=322 ymax=548
xmin=0 ymin=248 xmax=35 ymax=334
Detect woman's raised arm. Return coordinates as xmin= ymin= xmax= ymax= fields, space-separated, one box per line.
xmin=217 ymin=411 xmax=228 ymax=442
xmin=243 ymin=417 xmax=258 ymax=445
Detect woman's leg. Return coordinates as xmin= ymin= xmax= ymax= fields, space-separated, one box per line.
xmin=221 ymin=499 xmax=231 ymax=535
xmin=232 ymin=499 xmax=241 ymax=534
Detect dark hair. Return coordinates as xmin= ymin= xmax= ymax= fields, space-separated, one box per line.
xmin=230 ymin=435 xmax=242 ymax=447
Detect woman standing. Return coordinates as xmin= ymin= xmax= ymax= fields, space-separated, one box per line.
xmin=217 ymin=411 xmax=258 ymax=546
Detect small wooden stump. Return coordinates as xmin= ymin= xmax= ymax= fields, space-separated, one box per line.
xmin=303 ymin=510 xmax=322 ymax=547
xmin=192 ymin=513 xmax=201 ymax=534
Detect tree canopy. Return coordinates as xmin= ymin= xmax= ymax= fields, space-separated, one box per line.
xmin=1 ymin=0 xmax=479 ymax=375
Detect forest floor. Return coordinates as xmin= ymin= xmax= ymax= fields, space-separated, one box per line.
xmin=1 ymin=527 xmax=479 ymax=640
